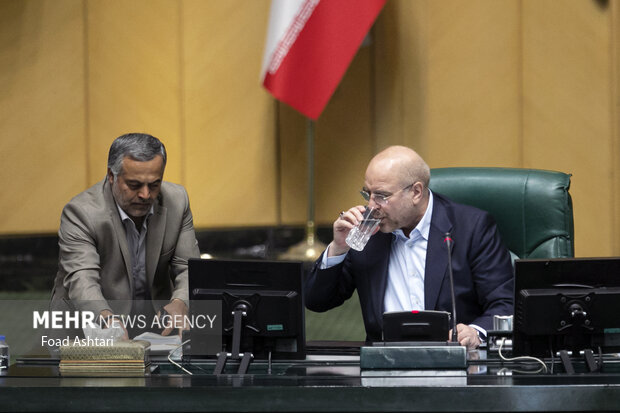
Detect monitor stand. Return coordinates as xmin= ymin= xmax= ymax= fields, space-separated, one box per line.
xmin=557 ymin=348 xmax=601 ymax=374
xmin=213 ymin=308 xmax=254 ymax=375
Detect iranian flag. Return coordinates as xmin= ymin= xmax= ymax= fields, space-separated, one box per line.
xmin=261 ymin=0 xmax=387 ymax=120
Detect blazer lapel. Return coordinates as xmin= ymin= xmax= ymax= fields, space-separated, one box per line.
xmin=364 ymin=232 xmax=392 ymax=330
xmin=425 ymin=196 xmax=454 ymax=311
xmin=146 ymin=201 xmax=167 ymax=292
xmin=104 ymin=180 xmax=134 ymax=292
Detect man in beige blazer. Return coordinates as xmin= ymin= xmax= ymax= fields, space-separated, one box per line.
xmin=51 ymin=133 xmax=200 ymax=337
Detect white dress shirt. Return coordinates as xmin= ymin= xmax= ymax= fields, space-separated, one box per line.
xmin=382 ymin=191 xmax=433 ymax=313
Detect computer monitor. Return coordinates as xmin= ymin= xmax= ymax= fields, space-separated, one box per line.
xmin=187 ymin=258 xmax=306 ymax=361
xmin=513 ymin=257 xmax=620 ymax=357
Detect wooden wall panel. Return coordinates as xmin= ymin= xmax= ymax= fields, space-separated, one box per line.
xmin=422 ymin=0 xmax=522 ymax=168
xmin=374 ymin=1 xmax=430 ymax=154
xmin=614 ymin=1 xmax=620 ymax=254
xmin=522 ymin=0 xmax=613 ymax=257
xmin=183 ymin=0 xmax=277 ymax=228
xmin=0 ymin=0 xmax=86 ymax=234
xmin=375 ymin=0 xmax=521 ymax=166
xmin=278 ymin=105 xmax=307 ymax=224
xmin=86 ymin=0 xmax=183 ymax=185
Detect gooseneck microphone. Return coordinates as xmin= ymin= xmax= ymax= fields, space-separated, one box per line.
xmin=444 ymin=233 xmax=459 ymax=344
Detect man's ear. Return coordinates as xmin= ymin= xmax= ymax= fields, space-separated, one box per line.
xmin=411 ymin=181 xmax=425 ymax=203
xmin=107 ymin=168 xmax=115 ymax=185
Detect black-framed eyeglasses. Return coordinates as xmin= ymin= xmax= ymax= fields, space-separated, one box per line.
xmin=360 ymin=183 xmax=414 ymax=206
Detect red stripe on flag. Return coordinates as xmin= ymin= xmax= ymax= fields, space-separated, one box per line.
xmin=263 ymin=0 xmax=386 ymax=120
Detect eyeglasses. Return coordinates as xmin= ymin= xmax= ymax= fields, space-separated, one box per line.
xmin=360 ymin=183 xmax=414 ymax=206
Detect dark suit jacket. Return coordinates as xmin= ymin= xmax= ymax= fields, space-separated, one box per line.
xmin=51 ymin=178 xmax=201 ymax=316
xmin=305 ymin=192 xmax=514 ymax=341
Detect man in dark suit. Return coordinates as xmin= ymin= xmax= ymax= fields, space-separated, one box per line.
xmin=305 ymin=146 xmax=513 ymax=348
xmin=51 ymin=133 xmax=200 ymax=337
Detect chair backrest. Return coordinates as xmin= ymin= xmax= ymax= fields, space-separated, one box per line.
xmin=429 ymin=167 xmax=574 ymax=259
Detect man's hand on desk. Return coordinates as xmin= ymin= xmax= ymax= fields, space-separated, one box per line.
xmin=159 ymin=298 xmax=188 ymax=337
xmin=99 ymin=309 xmax=129 ymax=340
xmin=450 ymin=323 xmax=481 ymax=349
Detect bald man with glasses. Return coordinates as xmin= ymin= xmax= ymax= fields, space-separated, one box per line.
xmin=305 ymin=146 xmax=514 ymax=348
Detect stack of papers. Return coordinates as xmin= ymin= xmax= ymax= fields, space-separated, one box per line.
xmin=133 ymin=332 xmax=183 ymax=360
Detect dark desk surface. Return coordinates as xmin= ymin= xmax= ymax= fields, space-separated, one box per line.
xmin=3 ymin=352 xmax=620 ymax=412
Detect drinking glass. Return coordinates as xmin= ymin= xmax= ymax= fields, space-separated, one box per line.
xmin=345 ymin=207 xmax=380 ymax=251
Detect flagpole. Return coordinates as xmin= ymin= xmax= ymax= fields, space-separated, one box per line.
xmin=280 ymin=118 xmax=326 ymax=261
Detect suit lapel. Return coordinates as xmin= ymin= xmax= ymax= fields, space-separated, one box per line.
xmin=365 ymin=232 xmax=392 ymax=329
xmin=146 ymin=200 xmax=167 ymax=293
xmin=104 ymin=180 xmax=134 ymax=292
xmin=425 ymin=195 xmax=454 ymax=311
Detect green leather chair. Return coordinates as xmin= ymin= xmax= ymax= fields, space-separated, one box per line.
xmin=429 ymin=167 xmax=574 ymax=259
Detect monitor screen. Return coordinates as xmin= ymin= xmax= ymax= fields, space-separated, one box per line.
xmin=513 ymin=257 xmax=620 ymax=357
xmin=187 ymin=258 xmax=306 ymax=361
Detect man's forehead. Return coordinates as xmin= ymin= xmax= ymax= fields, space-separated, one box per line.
xmin=365 ymin=157 xmax=409 ymax=188
xmin=364 ymin=175 xmax=398 ymax=192
xmin=120 ymin=156 xmax=164 ymax=179
xmin=365 ymin=165 xmax=398 ymax=184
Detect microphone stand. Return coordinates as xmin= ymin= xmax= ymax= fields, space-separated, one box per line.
xmin=444 ymin=233 xmax=459 ymax=344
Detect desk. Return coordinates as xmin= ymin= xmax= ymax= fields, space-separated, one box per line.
xmin=3 ymin=354 xmax=620 ymax=412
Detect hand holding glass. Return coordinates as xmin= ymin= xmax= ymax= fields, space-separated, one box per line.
xmin=345 ymin=207 xmax=380 ymax=251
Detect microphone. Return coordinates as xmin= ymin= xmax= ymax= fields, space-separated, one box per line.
xmin=444 ymin=232 xmax=458 ymax=344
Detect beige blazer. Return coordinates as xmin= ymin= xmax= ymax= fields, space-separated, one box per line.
xmin=51 ymin=178 xmax=200 ymax=316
